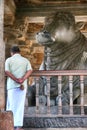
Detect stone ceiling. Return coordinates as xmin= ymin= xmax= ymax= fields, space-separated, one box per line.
xmin=4 ymin=0 xmax=87 ymax=42
xmin=14 ymin=0 xmax=87 ymax=16
xmin=4 ymin=0 xmax=87 ymax=41
xmin=4 ymin=0 xmax=87 ymax=69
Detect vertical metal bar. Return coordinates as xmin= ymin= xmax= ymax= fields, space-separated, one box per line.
xmin=47 ymin=76 xmax=50 ymax=114
xmin=35 ymin=77 xmax=39 ymax=114
xmin=80 ymin=75 xmax=84 ymax=115
xmin=69 ymin=75 xmax=73 ymax=115
xmin=58 ymin=76 xmax=62 ymax=115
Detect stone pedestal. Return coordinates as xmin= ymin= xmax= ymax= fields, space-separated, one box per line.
xmin=24 ymin=116 xmax=87 ymax=128
xmin=24 ymin=106 xmax=87 ymax=128
xmin=0 ymin=111 xmax=14 ymax=130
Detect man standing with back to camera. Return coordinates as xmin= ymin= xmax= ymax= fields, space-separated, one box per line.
xmin=5 ymin=45 xmax=33 ymax=130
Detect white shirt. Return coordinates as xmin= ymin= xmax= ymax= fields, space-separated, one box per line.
xmin=5 ymin=54 xmax=32 ymax=90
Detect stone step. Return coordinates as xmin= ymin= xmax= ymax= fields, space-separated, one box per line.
xmin=24 ymin=105 xmax=87 ymax=128
xmin=24 ymin=116 xmax=87 ymax=128
xmin=24 ymin=128 xmax=87 ymax=130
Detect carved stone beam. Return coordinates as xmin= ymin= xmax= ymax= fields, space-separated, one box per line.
xmin=4 ymin=0 xmax=16 ymax=25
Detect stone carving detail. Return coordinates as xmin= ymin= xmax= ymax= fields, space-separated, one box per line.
xmin=4 ymin=17 xmax=30 ymax=41
xmin=35 ymin=11 xmax=87 ymax=105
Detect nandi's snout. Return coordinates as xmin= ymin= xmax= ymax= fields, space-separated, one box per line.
xmin=36 ymin=30 xmax=55 ymax=45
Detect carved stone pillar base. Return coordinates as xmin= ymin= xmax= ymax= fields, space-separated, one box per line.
xmin=0 ymin=111 xmax=14 ymax=130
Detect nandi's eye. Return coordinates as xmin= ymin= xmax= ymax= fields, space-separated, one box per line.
xmin=43 ymin=30 xmax=48 ymax=33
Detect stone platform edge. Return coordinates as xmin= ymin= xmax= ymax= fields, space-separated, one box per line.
xmin=23 ymin=116 xmax=87 ymax=128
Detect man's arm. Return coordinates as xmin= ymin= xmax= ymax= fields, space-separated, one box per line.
xmin=14 ymin=70 xmax=33 ymax=84
xmin=5 ymin=70 xmax=33 ymax=84
xmin=5 ymin=71 xmax=19 ymax=83
xmin=22 ymin=70 xmax=33 ymax=82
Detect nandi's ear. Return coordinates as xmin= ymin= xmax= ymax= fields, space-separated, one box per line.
xmin=45 ymin=15 xmax=54 ymax=25
xmin=75 ymin=21 xmax=85 ymax=30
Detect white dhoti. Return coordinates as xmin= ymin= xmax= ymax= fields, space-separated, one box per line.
xmin=6 ymin=87 xmax=27 ymax=127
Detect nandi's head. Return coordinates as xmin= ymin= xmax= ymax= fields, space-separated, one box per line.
xmin=36 ymin=11 xmax=85 ymax=45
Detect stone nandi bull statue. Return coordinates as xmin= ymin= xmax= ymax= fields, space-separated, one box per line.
xmin=35 ymin=11 xmax=87 ymax=105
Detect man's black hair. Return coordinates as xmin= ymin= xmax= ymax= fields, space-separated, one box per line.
xmin=10 ymin=45 xmax=20 ymax=53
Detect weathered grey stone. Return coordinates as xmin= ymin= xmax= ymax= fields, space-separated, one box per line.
xmin=25 ymin=106 xmax=87 ymax=115
xmin=24 ymin=116 xmax=87 ymax=128
xmin=24 ymin=106 xmax=87 ymax=128
xmin=36 ymin=11 xmax=87 ymax=105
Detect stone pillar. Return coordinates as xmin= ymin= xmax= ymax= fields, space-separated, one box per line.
xmin=80 ymin=75 xmax=84 ymax=115
xmin=0 ymin=1 xmax=14 ymax=130
xmin=69 ymin=75 xmax=73 ymax=115
xmin=0 ymin=0 xmax=5 ymax=110
xmin=58 ymin=76 xmax=62 ymax=115
xmin=35 ymin=77 xmax=39 ymax=114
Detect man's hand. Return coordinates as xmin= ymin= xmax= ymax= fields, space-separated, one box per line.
xmin=5 ymin=70 xmax=33 ymax=84
xmin=16 ymin=78 xmax=24 ymax=84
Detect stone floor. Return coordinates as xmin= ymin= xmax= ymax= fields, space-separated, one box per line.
xmin=24 ymin=128 xmax=87 ymax=130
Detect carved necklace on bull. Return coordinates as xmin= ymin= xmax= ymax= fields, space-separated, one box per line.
xmin=43 ymin=31 xmax=86 ymax=70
